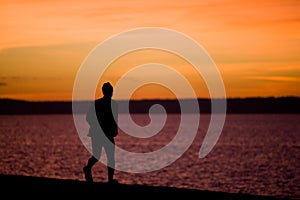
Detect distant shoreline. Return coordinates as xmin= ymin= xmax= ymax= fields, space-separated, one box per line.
xmin=0 ymin=97 xmax=300 ymax=114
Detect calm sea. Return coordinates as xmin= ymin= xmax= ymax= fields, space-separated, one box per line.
xmin=0 ymin=114 xmax=299 ymax=199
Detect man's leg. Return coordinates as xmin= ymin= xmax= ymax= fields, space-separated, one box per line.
xmin=83 ymin=137 xmax=102 ymax=182
xmin=83 ymin=156 xmax=97 ymax=182
xmin=104 ymin=137 xmax=117 ymax=183
xmin=107 ymin=166 xmax=115 ymax=182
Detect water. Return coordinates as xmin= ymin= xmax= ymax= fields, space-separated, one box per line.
xmin=0 ymin=114 xmax=299 ymax=199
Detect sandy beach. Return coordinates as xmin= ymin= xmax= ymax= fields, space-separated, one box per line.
xmin=0 ymin=174 xmax=293 ymax=199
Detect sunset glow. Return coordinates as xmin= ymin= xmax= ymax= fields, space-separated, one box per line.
xmin=0 ymin=0 xmax=299 ymax=101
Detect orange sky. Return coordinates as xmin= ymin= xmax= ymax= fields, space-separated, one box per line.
xmin=0 ymin=0 xmax=299 ymax=101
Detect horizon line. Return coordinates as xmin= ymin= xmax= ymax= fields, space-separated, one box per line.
xmin=1 ymin=95 xmax=300 ymax=102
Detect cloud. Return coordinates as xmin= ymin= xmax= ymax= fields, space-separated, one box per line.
xmin=0 ymin=82 xmax=7 ymax=86
xmin=247 ymin=76 xmax=300 ymax=82
xmin=0 ymin=76 xmax=63 ymax=82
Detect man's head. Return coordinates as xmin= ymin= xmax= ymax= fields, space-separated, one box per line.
xmin=102 ymin=82 xmax=113 ymax=98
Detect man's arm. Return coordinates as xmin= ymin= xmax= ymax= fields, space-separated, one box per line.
xmin=112 ymin=100 xmax=118 ymax=126
xmin=86 ymin=102 xmax=97 ymax=126
xmin=111 ymin=100 xmax=118 ymax=137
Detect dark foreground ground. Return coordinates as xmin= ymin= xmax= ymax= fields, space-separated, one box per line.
xmin=0 ymin=174 xmax=294 ymax=199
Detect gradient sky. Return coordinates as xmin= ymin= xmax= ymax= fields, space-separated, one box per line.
xmin=0 ymin=0 xmax=299 ymax=101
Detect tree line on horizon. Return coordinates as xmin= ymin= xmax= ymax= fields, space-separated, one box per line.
xmin=0 ymin=96 xmax=299 ymax=114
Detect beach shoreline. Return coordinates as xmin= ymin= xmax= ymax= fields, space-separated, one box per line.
xmin=1 ymin=174 xmax=294 ymax=199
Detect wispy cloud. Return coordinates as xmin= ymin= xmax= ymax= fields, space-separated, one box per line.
xmin=247 ymin=76 xmax=300 ymax=82
xmin=0 ymin=82 xmax=7 ymax=86
xmin=0 ymin=76 xmax=63 ymax=81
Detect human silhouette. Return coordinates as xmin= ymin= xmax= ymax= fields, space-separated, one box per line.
xmin=83 ymin=82 xmax=118 ymax=184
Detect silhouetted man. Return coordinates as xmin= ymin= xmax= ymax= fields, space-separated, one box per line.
xmin=83 ymin=82 xmax=118 ymax=184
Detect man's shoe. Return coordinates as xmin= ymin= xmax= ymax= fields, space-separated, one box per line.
xmin=83 ymin=166 xmax=93 ymax=182
xmin=108 ymin=179 xmax=118 ymax=185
